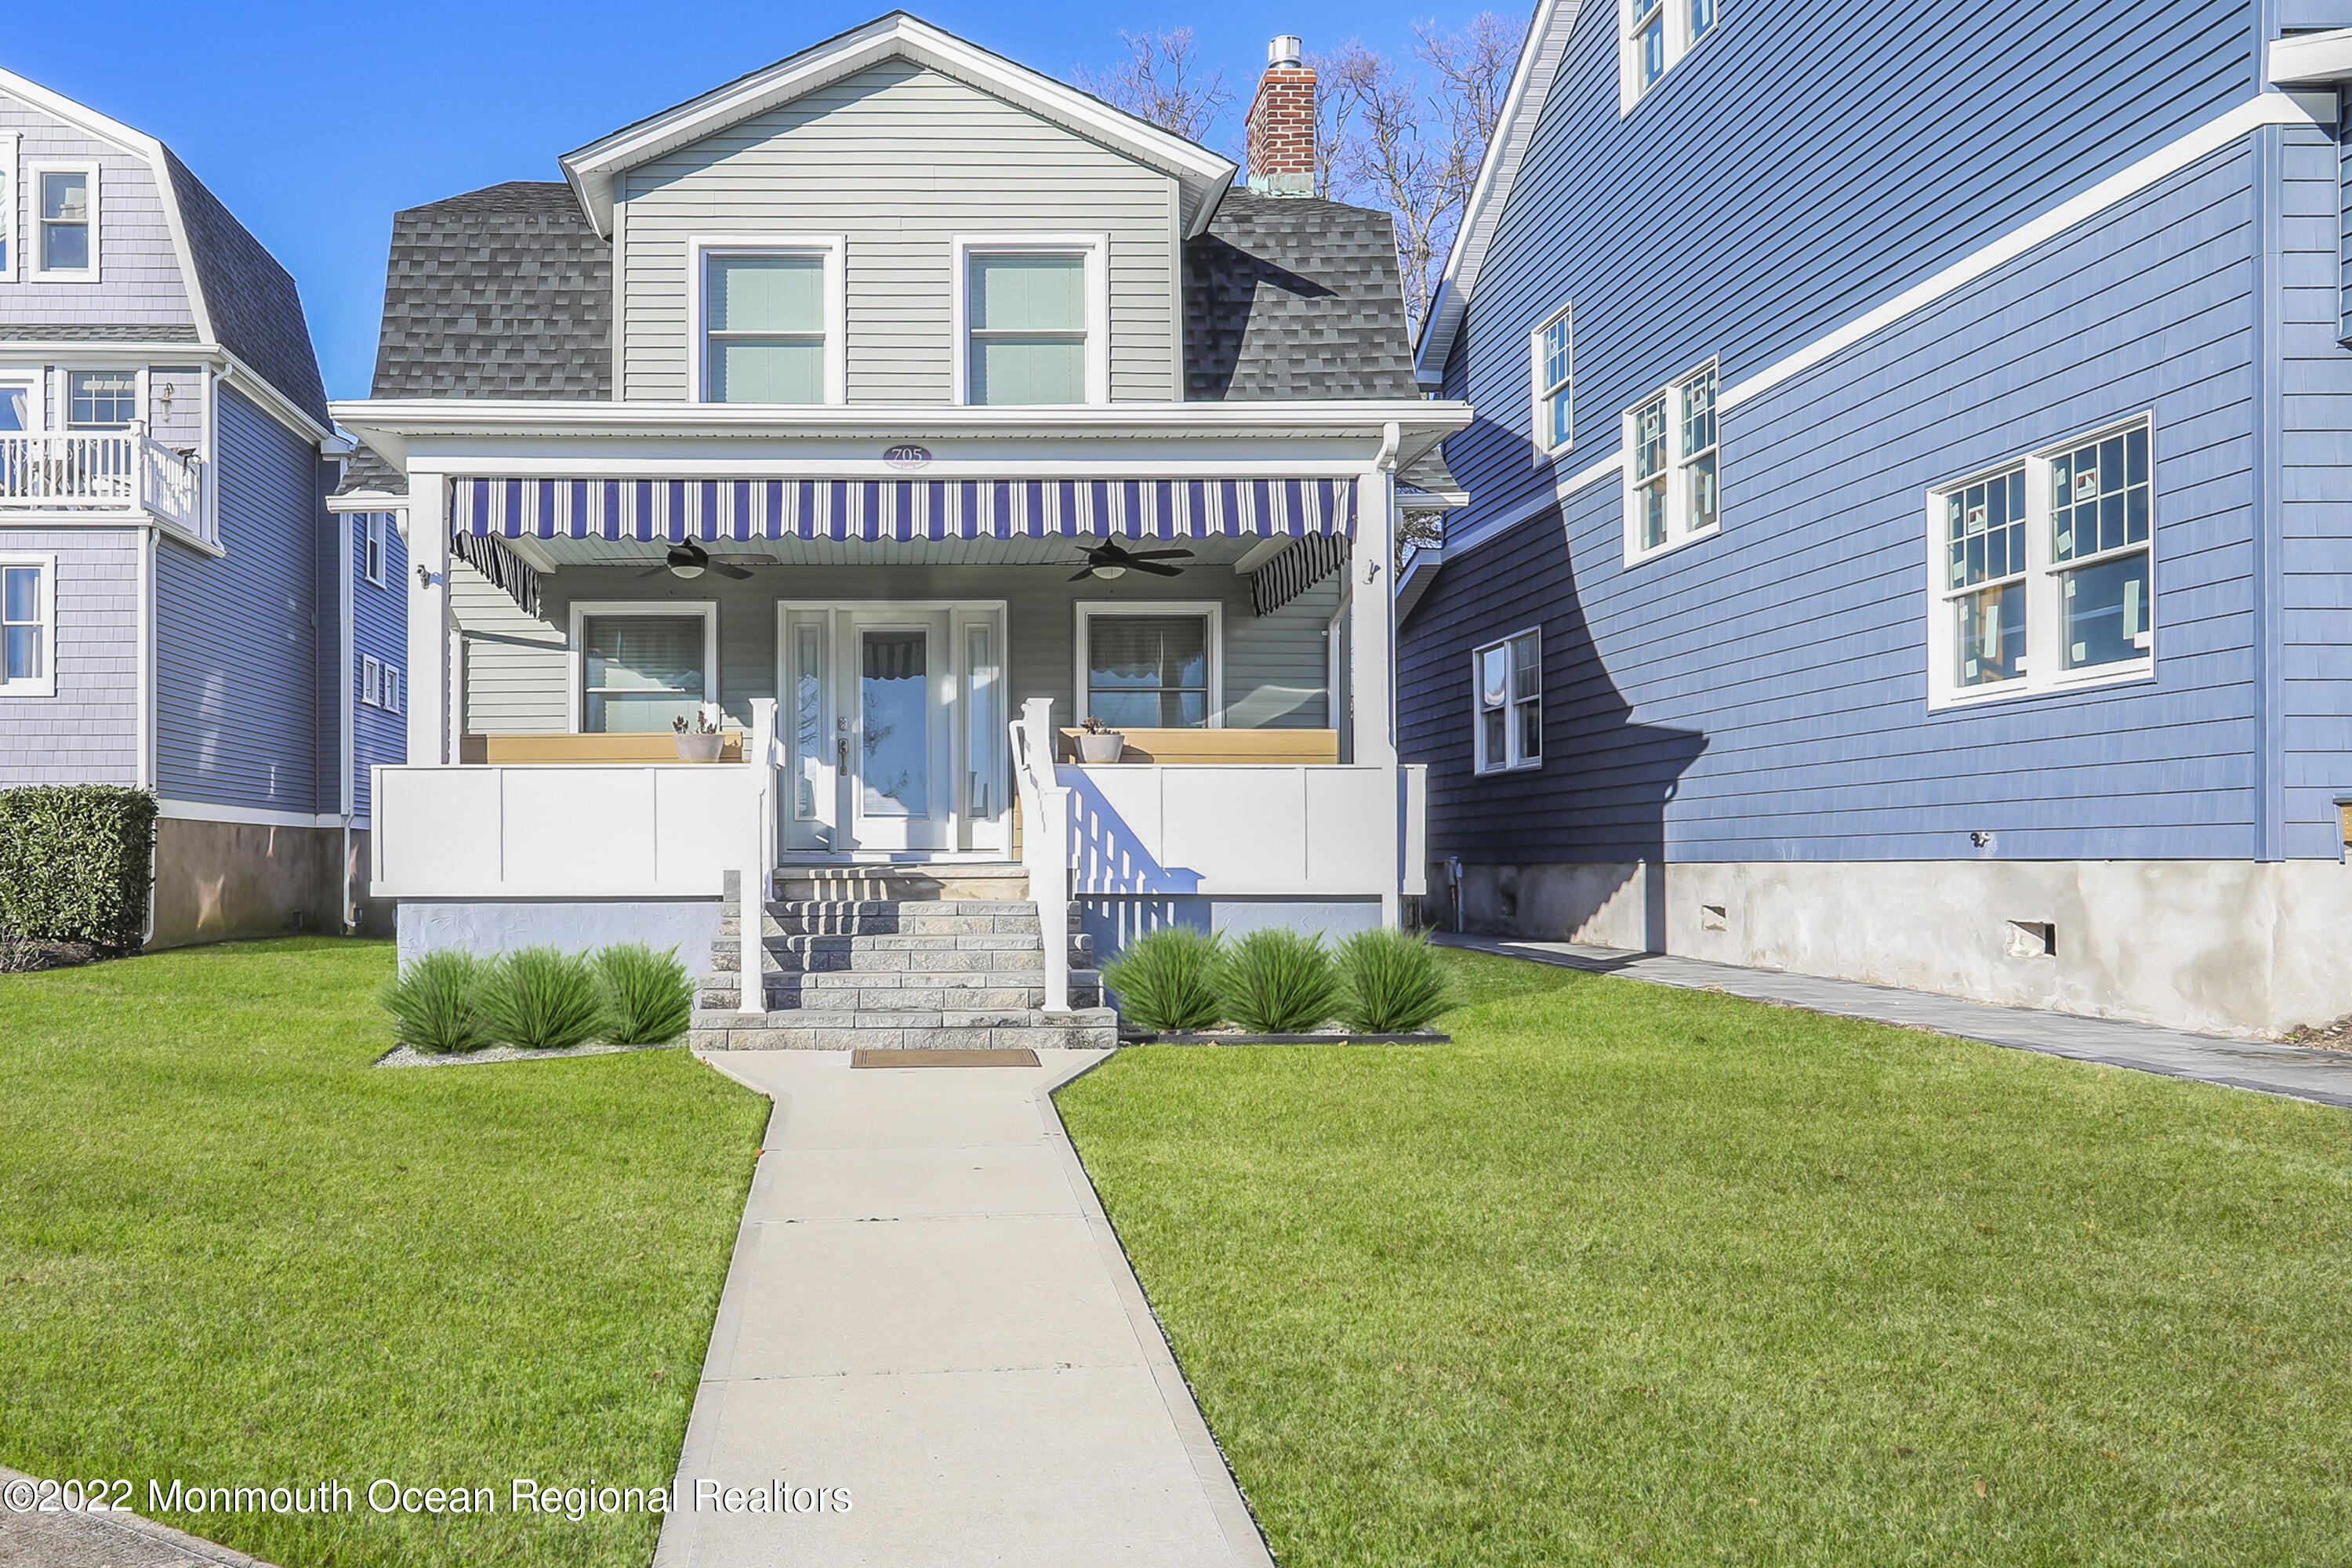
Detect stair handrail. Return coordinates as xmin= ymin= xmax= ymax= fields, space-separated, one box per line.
xmin=1011 ymin=696 xmax=1072 ymax=1013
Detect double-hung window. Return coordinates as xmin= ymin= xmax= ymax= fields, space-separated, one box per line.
xmin=960 ymin=238 xmax=1105 ymax=406
xmin=574 ymin=604 xmax=716 ymax=733
xmin=1080 ymin=607 xmax=1217 ymax=728
xmin=0 ymin=135 xmax=15 ymax=280
xmin=1929 ymin=417 xmax=2154 ymax=706
xmin=1621 ymin=0 xmax=1719 ymax=109
xmin=1623 ymin=359 xmax=1718 ymax=562
xmin=0 ymin=557 xmax=55 ymax=698
xmin=68 ymin=369 xmax=136 ymax=430
xmin=364 ymin=514 xmax=387 ymax=588
xmin=1530 ymin=306 xmax=1573 ymax=456
xmin=34 ymin=168 xmax=95 ymax=278
xmin=1473 ymin=629 xmax=1541 ymax=774
xmin=695 ymin=239 xmax=841 ymax=404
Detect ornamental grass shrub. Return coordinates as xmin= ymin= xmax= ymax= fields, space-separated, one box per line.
xmin=480 ymin=946 xmax=604 ymax=1052
xmin=1334 ymin=927 xmax=1453 ymax=1034
xmin=1217 ymin=927 xmax=1341 ymax=1035
xmin=1102 ymin=926 xmax=1223 ymax=1033
xmin=383 ymin=949 xmax=495 ymax=1054
xmin=594 ymin=942 xmax=694 ymax=1044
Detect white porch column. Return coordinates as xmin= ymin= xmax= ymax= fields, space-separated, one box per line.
xmin=405 ymin=468 xmax=453 ymax=765
xmin=1350 ymin=429 xmax=1403 ymax=926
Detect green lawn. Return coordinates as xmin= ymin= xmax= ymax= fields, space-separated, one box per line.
xmin=0 ymin=938 xmax=767 ymax=1567
xmin=1057 ymin=948 xmax=2352 ymax=1567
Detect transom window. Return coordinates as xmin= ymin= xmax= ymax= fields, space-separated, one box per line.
xmin=701 ymin=249 xmax=830 ymax=404
xmin=1530 ymin=306 xmax=1573 ymax=454
xmin=1 ymin=557 xmax=53 ymax=698
xmin=1086 ymin=613 xmax=1210 ymax=728
xmin=576 ymin=608 xmax=714 ymax=733
xmin=1623 ymin=360 xmax=1718 ymax=562
xmin=68 ymin=370 xmax=136 ymax=430
xmin=1621 ymin=0 xmax=1718 ymax=109
xmin=961 ymin=239 xmax=1103 ymax=406
xmin=1473 ymin=628 xmax=1541 ymax=774
xmin=1929 ymin=418 xmax=2154 ymax=707
xmin=36 ymin=169 xmax=94 ymax=276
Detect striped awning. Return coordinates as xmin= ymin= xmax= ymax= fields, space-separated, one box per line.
xmin=450 ymin=477 xmax=1356 ymax=542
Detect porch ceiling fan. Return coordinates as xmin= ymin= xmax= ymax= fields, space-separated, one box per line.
xmin=637 ymin=540 xmax=755 ymax=581
xmin=1062 ymin=540 xmax=1193 ymax=581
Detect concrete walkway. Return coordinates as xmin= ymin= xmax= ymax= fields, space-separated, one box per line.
xmin=1439 ymin=934 xmax=2352 ymax=1109
xmin=658 ymin=1049 xmax=1272 ymax=1568
xmin=0 ymin=1468 xmax=274 ymax=1567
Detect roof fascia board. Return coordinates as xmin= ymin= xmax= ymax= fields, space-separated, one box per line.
xmin=561 ymin=13 xmax=1237 ymax=239
xmin=2270 ymin=27 xmax=2352 ymax=83
xmin=1414 ymin=0 xmax=1584 ymax=384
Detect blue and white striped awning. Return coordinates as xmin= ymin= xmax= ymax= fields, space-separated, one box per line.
xmin=450 ymin=478 xmax=1356 ymax=541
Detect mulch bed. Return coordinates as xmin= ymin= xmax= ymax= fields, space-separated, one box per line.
xmin=2284 ymin=1015 xmax=2352 ymax=1052
xmin=0 ymin=936 xmax=113 ymax=974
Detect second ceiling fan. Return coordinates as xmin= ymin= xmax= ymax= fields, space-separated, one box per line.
xmin=1062 ymin=540 xmax=1194 ymax=581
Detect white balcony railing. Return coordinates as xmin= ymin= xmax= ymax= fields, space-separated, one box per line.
xmin=0 ymin=430 xmax=207 ymax=540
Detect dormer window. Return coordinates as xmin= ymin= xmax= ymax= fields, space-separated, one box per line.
xmin=33 ymin=167 xmax=96 ymax=278
xmin=691 ymin=238 xmax=844 ymax=404
xmin=956 ymin=237 xmax=1107 ymax=406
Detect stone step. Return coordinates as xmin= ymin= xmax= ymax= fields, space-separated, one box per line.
xmin=703 ymin=944 xmax=1087 ymax=979
xmin=754 ymin=912 xmax=1048 ymax=936
xmin=688 ymin=1005 xmax=1118 ymax=1052
xmin=698 ymin=970 xmax=1102 ymax=1013
xmin=772 ymin=865 xmax=1030 ymax=902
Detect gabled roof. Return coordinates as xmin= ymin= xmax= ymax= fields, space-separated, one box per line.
xmin=1413 ymin=0 xmax=1586 ymax=387
xmin=558 ymin=11 xmax=1239 ymax=241
xmin=1184 ymin=191 xmax=1421 ymax=401
xmin=0 ymin=66 xmax=330 ymax=434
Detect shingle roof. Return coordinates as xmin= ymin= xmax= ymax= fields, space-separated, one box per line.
xmin=371 ymin=181 xmax=612 ymax=401
xmin=162 ymin=149 xmax=330 ymax=430
xmin=0 ymin=323 xmax=201 ymax=343
xmin=332 ymin=441 xmax=408 ymax=499
xmin=1182 ymin=191 xmax=1421 ymax=401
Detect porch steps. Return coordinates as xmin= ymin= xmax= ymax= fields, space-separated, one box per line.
xmin=689 ymin=867 xmax=1117 ymax=1051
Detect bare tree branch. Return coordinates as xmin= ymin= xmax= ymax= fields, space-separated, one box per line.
xmin=1075 ymin=28 xmax=1234 ymax=144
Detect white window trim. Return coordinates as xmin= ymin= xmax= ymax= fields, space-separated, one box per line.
xmin=1926 ymin=413 xmax=2158 ymax=712
xmin=953 ymin=233 xmax=1111 ymax=408
xmin=364 ymin=513 xmax=387 ymax=588
xmin=1530 ymin=303 xmax=1574 ymax=463
xmin=0 ymin=133 xmax=18 ymax=285
xmin=0 ymin=553 xmax=59 ymax=699
xmin=1073 ymin=599 xmax=1224 ymax=729
xmin=26 ymin=162 xmax=99 ymax=282
xmin=0 ymin=368 xmax=39 ymax=431
xmin=567 ymin=600 xmax=720 ymax=733
xmin=1620 ymin=0 xmax=1720 ymax=114
xmin=1472 ymin=626 xmax=1542 ymax=775
xmin=686 ymin=234 xmax=847 ymax=405
xmin=64 ymin=363 xmax=145 ymax=431
xmin=361 ymin=655 xmax=381 ymax=708
xmin=1621 ymin=357 xmax=1719 ymax=566
xmin=385 ymin=666 xmax=402 ymax=715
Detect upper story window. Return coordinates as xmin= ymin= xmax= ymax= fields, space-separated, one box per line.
xmin=1530 ymin=306 xmax=1573 ymax=456
xmin=1623 ymin=359 xmax=1718 ymax=564
xmin=68 ymin=370 xmax=136 ymax=430
xmin=34 ymin=168 xmax=96 ymax=278
xmin=958 ymin=237 xmax=1107 ymax=406
xmin=0 ymin=136 xmax=14 ymax=280
xmin=692 ymin=238 xmax=843 ymax=405
xmin=1929 ymin=418 xmax=2154 ymax=708
xmin=1621 ymin=0 xmax=1718 ymax=111
xmin=0 ymin=556 xmax=55 ymax=699
xmin=0 ymin=380 xmax=30 ymax=431
xmin=1473 ymin=628 xmax=1541 ymax=774
xmin=364 ymin=514 xmax=388 ymax=588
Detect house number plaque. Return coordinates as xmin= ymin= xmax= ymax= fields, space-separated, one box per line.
xmin=884 ymin=445 xmax=933 ymax=470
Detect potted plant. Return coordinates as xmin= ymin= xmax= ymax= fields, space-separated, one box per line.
xmin=672 ymin=714 xmax=725 ymax=762
xmin=1075 ymin=715 xmax=1125 ymax=764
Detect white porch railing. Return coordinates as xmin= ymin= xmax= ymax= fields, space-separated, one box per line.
xmin=0 ymin=430 xmax=206 ymax=539
xmin=1011 ymin=697 xmax=1073 ymax=1013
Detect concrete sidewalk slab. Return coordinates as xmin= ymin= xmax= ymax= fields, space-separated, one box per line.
xmin=658 ymin=1049 xmax=1272 ymax=1568
xmin=0 ymin=1468 xmax=275 ymax=1568
xmin=1440 ymin=934 xmax=2352 ymax=1109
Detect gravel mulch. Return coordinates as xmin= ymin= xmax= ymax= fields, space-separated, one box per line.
xmin=373 ymin=1040 xmax=682 ymax=1069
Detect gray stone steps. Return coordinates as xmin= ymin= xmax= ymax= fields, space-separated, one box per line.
xmin=689 ymin=1005 xmax=1118 ymax=1052
xmin=697 ymin=971 xmax=1104 ymax=1013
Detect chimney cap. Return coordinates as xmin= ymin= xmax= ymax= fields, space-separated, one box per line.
xmin=1268 ymin=35 xmax=1304 ymax=67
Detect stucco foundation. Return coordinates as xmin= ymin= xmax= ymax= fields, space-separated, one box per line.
xmin=397 ymin=899 xmax=723 ymax=979
xmin=150 ymin=818 xmax=345 ymax=949
xmin=1431 ymin=858 xmax=2352 ymax=1039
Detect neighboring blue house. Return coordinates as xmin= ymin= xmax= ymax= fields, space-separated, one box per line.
xmin=0 ymin=66 xmax=405 ymax=943
xmin=1401 ymin=2 xmax=2352 ymax=1036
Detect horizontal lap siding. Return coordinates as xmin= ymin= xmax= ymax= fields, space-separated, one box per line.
xmin=154 ymin=388 xmax=324 ymax=811
xmin=1405 ymin=149 xmax=2264 ymax=864
xmin=0 ymin=96 xmax=195 ymax=330
xmin=619 ymin=60 xmax=1178 ymax=404
xmin=1439 ymin=0 xmax=2254 ymax=532
xmin=351 ymin=515 xmax=407 ymax=818
xmin=453 ymin=561 xmax=568 ymax=734
xmin=0 ymin=527 xmax=140 ymax=785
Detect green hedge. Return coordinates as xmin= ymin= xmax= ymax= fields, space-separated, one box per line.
xmin=0 ymin=786 xmax=158 ymax=950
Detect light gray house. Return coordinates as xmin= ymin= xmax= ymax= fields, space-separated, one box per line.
xmin=336 ymin=13 xmax=1467 ymax=1047
xmin=0 ymin=66 xmax=402 ymax=946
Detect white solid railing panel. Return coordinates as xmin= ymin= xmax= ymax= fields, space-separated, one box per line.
xmin=1011 ymin=697 xmax=1071 ymax=1013
xmin=1063 ymin=764 xmax=1402 ymax=899
xmin=0 ymin=431 xmax=204 ymax=539
xmin=739 ymin=699 xmax=780 ymax=1018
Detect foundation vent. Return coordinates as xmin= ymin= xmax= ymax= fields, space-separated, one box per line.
xmin=1700 ymin=904 xmax=1728 ymax=931
xmin=2005 ymin=920 xmax=2055 ymax=959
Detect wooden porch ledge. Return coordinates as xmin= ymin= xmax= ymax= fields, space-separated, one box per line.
xmin=459 ymin=732 xmax=744 ymax=764
xmin=1055 ymin=728 xmax=1338 ymax=765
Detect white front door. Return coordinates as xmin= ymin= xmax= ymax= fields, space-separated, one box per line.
xmin=779 ymin=601 xmax=1007 ymax=856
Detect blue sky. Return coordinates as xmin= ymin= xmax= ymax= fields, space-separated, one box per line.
xmin=3 ymin=1 xmax=1479 ymax=401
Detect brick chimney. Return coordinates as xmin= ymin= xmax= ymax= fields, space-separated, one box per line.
xmin=1245 ymin=36 xmax=1316 ymax=197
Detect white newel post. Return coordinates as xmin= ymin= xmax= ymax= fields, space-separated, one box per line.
xmin=1352 ymin=427 xmax=1403 ymax=927
xmin=739 ymin=698 xmax=779 ymax=1018
xmin=1018 ymin=696 xmax=1072 ymax=1013
xmin=406 ymin=470 xmax=453 ymax=765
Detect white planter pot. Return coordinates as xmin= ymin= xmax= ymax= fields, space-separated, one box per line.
xmin=673 ymin=731 xmax=725 ymax=762
xmin=1076 ymin=731 xmax=1125 ymax=764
